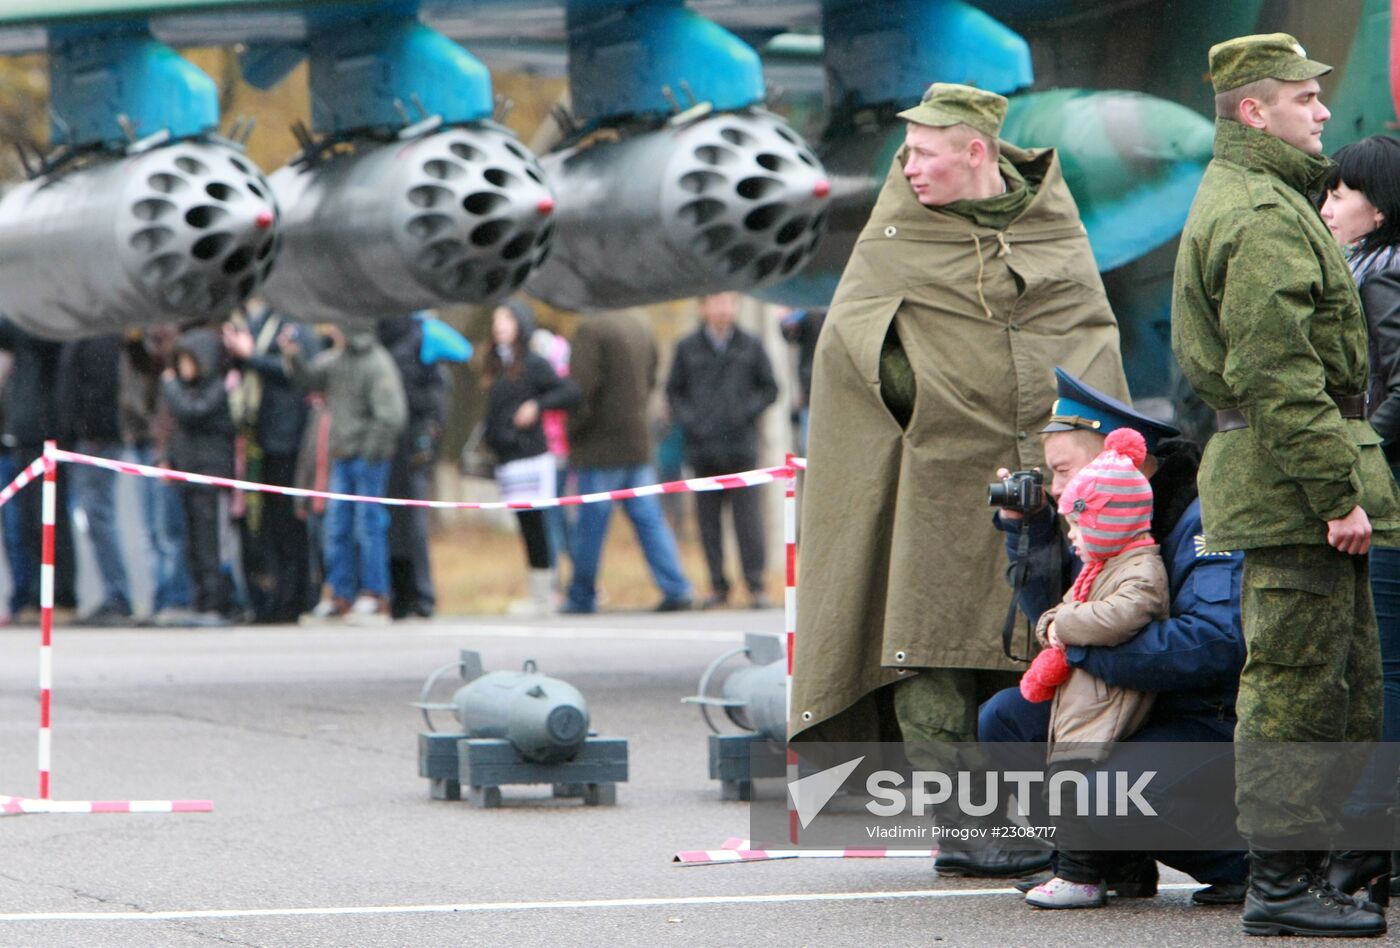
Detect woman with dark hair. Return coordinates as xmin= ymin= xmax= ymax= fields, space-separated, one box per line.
xmin=1319 ymin=133 xmax=1400 ymax=904
xmin=480 ymin=299 xmax=579 ymax=615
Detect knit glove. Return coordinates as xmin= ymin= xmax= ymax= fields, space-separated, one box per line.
xmin=1019 ymin=646 xmax=1070 ymax=703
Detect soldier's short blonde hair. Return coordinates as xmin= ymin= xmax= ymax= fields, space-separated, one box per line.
xmin=1215 ymin=77 xmax=1283 ymax=120
xmin=943 ymin=123 xmax=1001 ymax=160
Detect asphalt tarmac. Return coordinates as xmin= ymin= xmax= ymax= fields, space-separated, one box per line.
xmin=0 ymin=611 xmax=1296 ymax=946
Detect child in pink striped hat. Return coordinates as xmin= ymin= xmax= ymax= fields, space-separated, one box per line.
xmin=1019 ymin=427 xmax=1171 ymax=910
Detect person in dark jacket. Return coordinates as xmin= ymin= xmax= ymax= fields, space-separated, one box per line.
xmin=0 ymin=320 xmax=75 ymax=616
xmin=379 ymin=314 xmax=448 ymax=619
xmin=58 ymin=335 xmax=134 ymax=625
xmin=223 ymin=300 xmax=317 ymax=624
xmin=978 ymin=368 xmax=1247 ymax=904
xmin=562 ymin=308 xmax=692 ymax=614
xmin=161 ymin=326 xmax=237 ymax=625
xmin=665 ymin=292 xmax=779 ymax=608
xmin=482 ymin=299 xmax=579 ymax=616
xmin=779 ymin=307 xmax=826 ymax=454
xmin=1318 ymin=134 xmax=1400 ymax=902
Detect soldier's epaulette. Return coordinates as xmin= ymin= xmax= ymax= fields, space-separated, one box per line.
xmin=1193 ymin=534 xmax=1234 ymax=558
xmin=1243 ymin=173 xmax=1281 ymax=211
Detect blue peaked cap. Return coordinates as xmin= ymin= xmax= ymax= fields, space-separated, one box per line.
xmin=1040 ymin=367 xmax=1180 ymax=452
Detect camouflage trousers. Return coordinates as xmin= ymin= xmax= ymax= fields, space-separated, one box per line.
xmin=1236 ymin=544 xmax=1383 ymax=843
xmin=894 ymin=667 xmax=1021 ymax=772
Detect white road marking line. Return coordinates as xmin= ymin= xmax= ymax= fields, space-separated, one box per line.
xmin=420 ymin=624 xmax=746 ymax=641
xmin=0 ymin=885 xmax=1204 ymax=922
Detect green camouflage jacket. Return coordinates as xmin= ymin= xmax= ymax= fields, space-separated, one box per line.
xmin=1172 ymin=119 xmax=1400 ymax=550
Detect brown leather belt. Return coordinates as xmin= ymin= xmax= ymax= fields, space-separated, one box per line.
xmin=1216 ymin=393 xmax=1367 ymax=433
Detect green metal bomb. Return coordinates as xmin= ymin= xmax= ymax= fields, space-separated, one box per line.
xmin=418 ymin=651 xmax=589 ymax=764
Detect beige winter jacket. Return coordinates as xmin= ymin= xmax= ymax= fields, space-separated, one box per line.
xmin=1035 ymin=543 xmax=1169 ymax=764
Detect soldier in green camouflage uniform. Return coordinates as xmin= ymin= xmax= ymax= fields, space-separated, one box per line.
xmin=1172 ymin=33 xmax=1400 ymax=937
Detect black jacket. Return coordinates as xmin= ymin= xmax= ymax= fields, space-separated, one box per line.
xmin=665 ymin=325 xmax=778 ymax=469
xmin=780 ymin=309 xmax=826 ymax=404
xmin=483 ymin=352 xmax=579 ymax=464
xmin=239 ymin=309 xmax=317 ymax=458
xmin=1362 ymin=264 xmax=1400 ymax=461
xmin=58 ymin=335 xmax=123 ymax=446
xmin=162 ymin=328 xmax=235 ymax=477
xmin=380 ymin=316 xmax=447 ymax=461
xmin=0 ymin=320 xmax=62 ymax=449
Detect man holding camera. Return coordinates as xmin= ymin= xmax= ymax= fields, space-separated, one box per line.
xmin=979 ymin=367 xmax=1247 ymax=903
xmin=790 ymin=83 xmax=1129 ymax=857
xmin=1172 ymin=34 xmax=1400 ymax=936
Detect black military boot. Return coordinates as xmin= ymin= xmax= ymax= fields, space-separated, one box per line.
xmin=1242 ymin=849 xmax=1386 ymax=937
xmin=1325 ymin=851 xmax=1391 ymax=910
xmin=932 ymin=801 xmax=1052 ymax=878
xmin=933 ymin=824 xmax=1053 ymax=877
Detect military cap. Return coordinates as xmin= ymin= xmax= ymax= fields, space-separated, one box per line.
xmin=896 ymin=82 xmax=1007 ymax=139
xmin=1208 ymin=33 xmax=1331 ymax=94
xmin=1041 ymin=367 xmax=1180 ymax=453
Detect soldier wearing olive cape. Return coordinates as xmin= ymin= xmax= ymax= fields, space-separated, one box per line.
xmin=791 ymin=84 xmax=1131 ymax=764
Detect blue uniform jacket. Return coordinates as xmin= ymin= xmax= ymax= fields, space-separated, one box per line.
xmin=996 ymin=497 xmax=1244 ymax=738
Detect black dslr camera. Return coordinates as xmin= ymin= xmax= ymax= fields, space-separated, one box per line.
xmin=987 ymin=469 xmax=1044 ymax=512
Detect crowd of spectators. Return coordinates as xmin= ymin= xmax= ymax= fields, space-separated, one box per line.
xmin=0 ymin=291 xmax=807 ymax=626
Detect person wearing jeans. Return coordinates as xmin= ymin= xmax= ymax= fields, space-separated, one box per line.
xmin=121 ymin=326 xmax=195 ymax=622
xmin=132 ymin=443 xmax=194 ymax=617
xmin=67 ymin=440 xmax=133 ymax=623
xmin=564 ymin=308 xmax=691 ymax=614
xmin=566 ymin=465 xmax=691 ymax=613
xmin=324 ymin=457 xmax=391 ymax=614
xmin=283 ymin=324 xmax=406 ymax=624
xmin=59 ymin=335 xmax=135 ymax=624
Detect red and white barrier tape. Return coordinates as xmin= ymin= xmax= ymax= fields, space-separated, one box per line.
xmin=672 ymin=837 xmax=935 ymax=865
xmin=50 ymin=448 xmax=795 ymax=510
xmin=1 ymin=794 xmax=213 ymax=815
xmin=0 ymin=456 xmax=46 ymax=510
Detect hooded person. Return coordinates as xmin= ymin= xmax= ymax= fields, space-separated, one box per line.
xmin=162 ymin=326 xmax=237 ymax=625
xmin=481 ymin=298 xmax=580 ymax=617
xmin=791 ymin=82 xmax=1132 ymax=824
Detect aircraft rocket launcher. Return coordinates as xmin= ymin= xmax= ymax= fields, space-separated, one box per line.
xmin=0 ymin=139 xmax=278 ymax=339
xmin=526 ymin=110 xmax=829 ymax=311
xmin=261 ymin=122 xmax=555 ymax=323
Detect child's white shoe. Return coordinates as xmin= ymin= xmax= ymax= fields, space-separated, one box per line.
xmin=1025 ymin=876 xmax=1106 ymax=909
